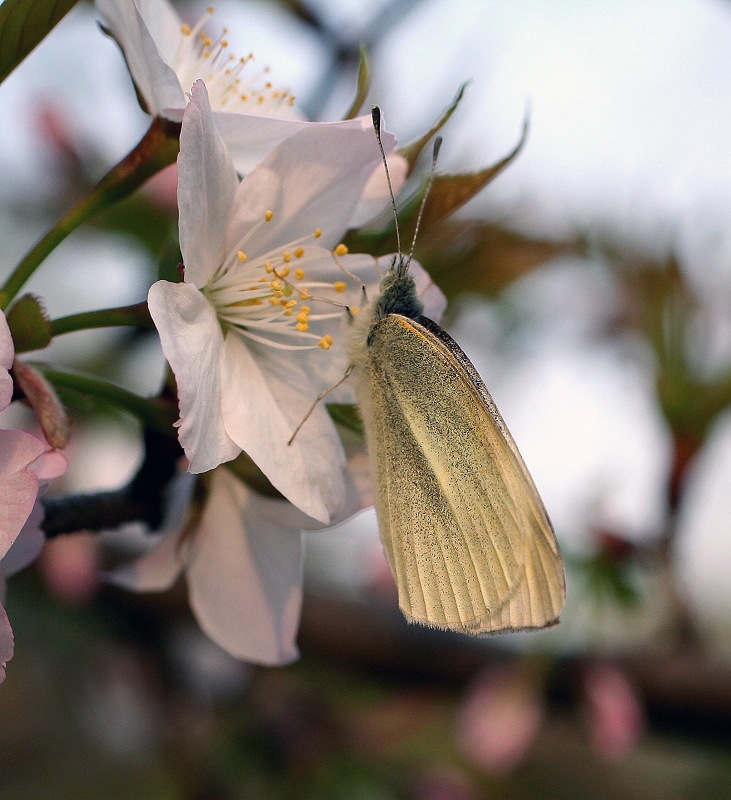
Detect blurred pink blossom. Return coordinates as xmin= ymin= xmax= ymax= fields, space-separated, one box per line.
xmin=144 ymin=162 xmax=178 ymax=212
xmin=39 ymin=534 xmax=100 ymax=606
xmin=583 ymin=662 xmax=645 ymax=761
xmin=456 ymin=665 xmax=544 ymax=776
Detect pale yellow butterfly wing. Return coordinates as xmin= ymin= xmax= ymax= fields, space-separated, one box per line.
xmin=356 ymin=313 xmax=566 ymax=633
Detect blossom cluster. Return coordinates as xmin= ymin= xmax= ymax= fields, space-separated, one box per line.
xmin=0 ymin=0 xmax=451 ymax=676
xmin=0 ymin=311 xmax=66 ymax=682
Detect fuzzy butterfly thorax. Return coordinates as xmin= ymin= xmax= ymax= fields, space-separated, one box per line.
xmin=370 ymin=260 xmax=425 ymax=328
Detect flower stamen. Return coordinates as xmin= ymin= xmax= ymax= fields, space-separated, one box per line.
xmin=172 ymin=8 xmax=293 ymax=115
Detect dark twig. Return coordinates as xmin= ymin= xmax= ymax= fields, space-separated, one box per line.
xmin=42 ymin=426 xmax=183 ymax=537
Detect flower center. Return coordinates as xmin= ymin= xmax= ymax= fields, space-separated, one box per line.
xmin=173 ymin=7 xmax=295 ymax=115
xmin=203 ymin=213 xmax=352 ymax=352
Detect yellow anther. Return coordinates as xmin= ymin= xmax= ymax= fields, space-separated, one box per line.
xmin=296 ymin=322 xmax=309 ymax=332
xmin=294 ymin=247 xmax=305 ymax=259
xmin=264 ymin=261 xmax=273 ymax=273
xmin=265 ymin=210 xmax=274 ymax=221
xmin=296 ymin=311 xmax=309 ymax=324
xmin=299 ymin=289 xmax=311 ymax=300
xmin=294 ymin=268 xmax=305 ymax=280
xmin=300 ymin=306 xmax=311 ymax=314
xmin=258 ymin=96 xmax=265 ymax=105
xmin=207 ymin=6 xmax=215 ymax=13
xmin=278 ymin=265 xmax=290 ymax=278
xmin=270 ymin=279 xmax=283 ymax=292
xmin=203 ymin=37 xmax=212 ymax=46
xmin=240 ymin=94 xmax=249 ymax=102
xmin=318 ymin=335 xmax=333 ymax=350
xmin=350 ymin=306 xmax=360 ymax=316
xmin=333 ymin=281 xmax=347 ymax=293
xmin=282 ymin=251 xmax=291 ymax=263
xmin=284 ymin=300 xmax=297 ymax=309
xmin=181 ymin=23 xmax=192 ymax=34
xmin=268 ymin=297 xmax=280 ymax=306
xmin=265 ymin=81 xmax=273 ymax=88
xmin=335 ymin=243 xmax=348 ymax=256
xmin=313 ymin=228 xmax=322 ymax=239
xmin=237 ymin=250 xmax=247 ymax=262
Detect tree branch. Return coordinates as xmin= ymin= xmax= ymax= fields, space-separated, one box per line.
xmin=42 ymin=426 xmax=183 ymax=537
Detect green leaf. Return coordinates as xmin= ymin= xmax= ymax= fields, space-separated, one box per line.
xmin=570 ymin=551 xmax=641 ymax=608
xmin=343 ymin=45 xmax=371 ymax=120
xmin=399 ymin=82 xmax=469 ymax=170
xmin=6 ymin=293 xmax=52 ymax=353
xmin=327 ymin=402 xmax=363 ymax=435
xmin=417 ymin=116 xmax=529 ymax=233
xmin=343 ymin=120 xmax=528 ymax=259
xmin=0 ymin=0 xmax=79 ymax=85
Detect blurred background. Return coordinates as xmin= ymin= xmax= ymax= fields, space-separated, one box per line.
xmin=2 ymin=0 xmax=731 ymax=797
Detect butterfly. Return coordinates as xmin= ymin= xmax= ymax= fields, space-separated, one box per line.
xmin=346 ymin=108 xmax=566 ymax=633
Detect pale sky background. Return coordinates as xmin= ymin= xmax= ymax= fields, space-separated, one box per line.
xmin=1 ymin=0 xmax=730 ymax=643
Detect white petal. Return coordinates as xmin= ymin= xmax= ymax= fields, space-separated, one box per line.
xmin=1 ymin=505 xmax=45 ymax=577
xmin=220 ymin=332 xmax=346 ymax=523
xmin=219 ymin=112 xmax=396 ymax=179
xmin=0 ymin=429 xmax=46 ymax=559
xmin=0 ymin=310 xmax=13 ymax=410
xmin=107 ymin=472 xmax=196 ymax=591
xmin=178 ymin=81 xmax=238 ymax=287
xmin=214 ymin=113 xmax=311 ymax=175
xmin=339 ymin=445 xmax=376 ymax=520
xmin=29 ymin=449 xmax=67 ymax=484
xmin=96 ymin=0 xmax=184 ymax=116
xmin=226 ymin=122 xmax=394 ymax=257
xmin=350 ymin=153 xmax=409 ymax=228
xmin=415 ymin=271 xmax=448 ymax=323
xmin=108 ymin=526 xmax=187 ymax=592
xmin=186 ymin=469 xmax=303 ymax=665
xmin=148 ymin=281 xmax=240 ymax=473
xmin=0 ymin=603 xmax=12 ymax=684
xmin=134 ymin=0 xmax=181 ymax=52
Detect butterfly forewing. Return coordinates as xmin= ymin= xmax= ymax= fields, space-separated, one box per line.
xmin=358 ymin=314 xmax=565 ymax=633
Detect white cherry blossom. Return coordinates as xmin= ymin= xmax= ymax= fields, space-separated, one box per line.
xmin=148 ymin=81 xmax=443 ymax=525
xmin=95 ymin=0 xmax=409 ymax=191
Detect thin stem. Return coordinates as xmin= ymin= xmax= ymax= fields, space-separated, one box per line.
xmin=33 ymin=365 xmax=177 ymax=435
xmin=0 ymin=117 xmax=181 ymax=311
xmin=49 ymin=302 xmax=154 ymax=338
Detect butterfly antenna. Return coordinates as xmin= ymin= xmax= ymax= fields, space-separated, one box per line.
xmin=372 ymin=106 xmax=402 ymax=262
xmin=406 ymin=136 xmax=441 ymax=267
